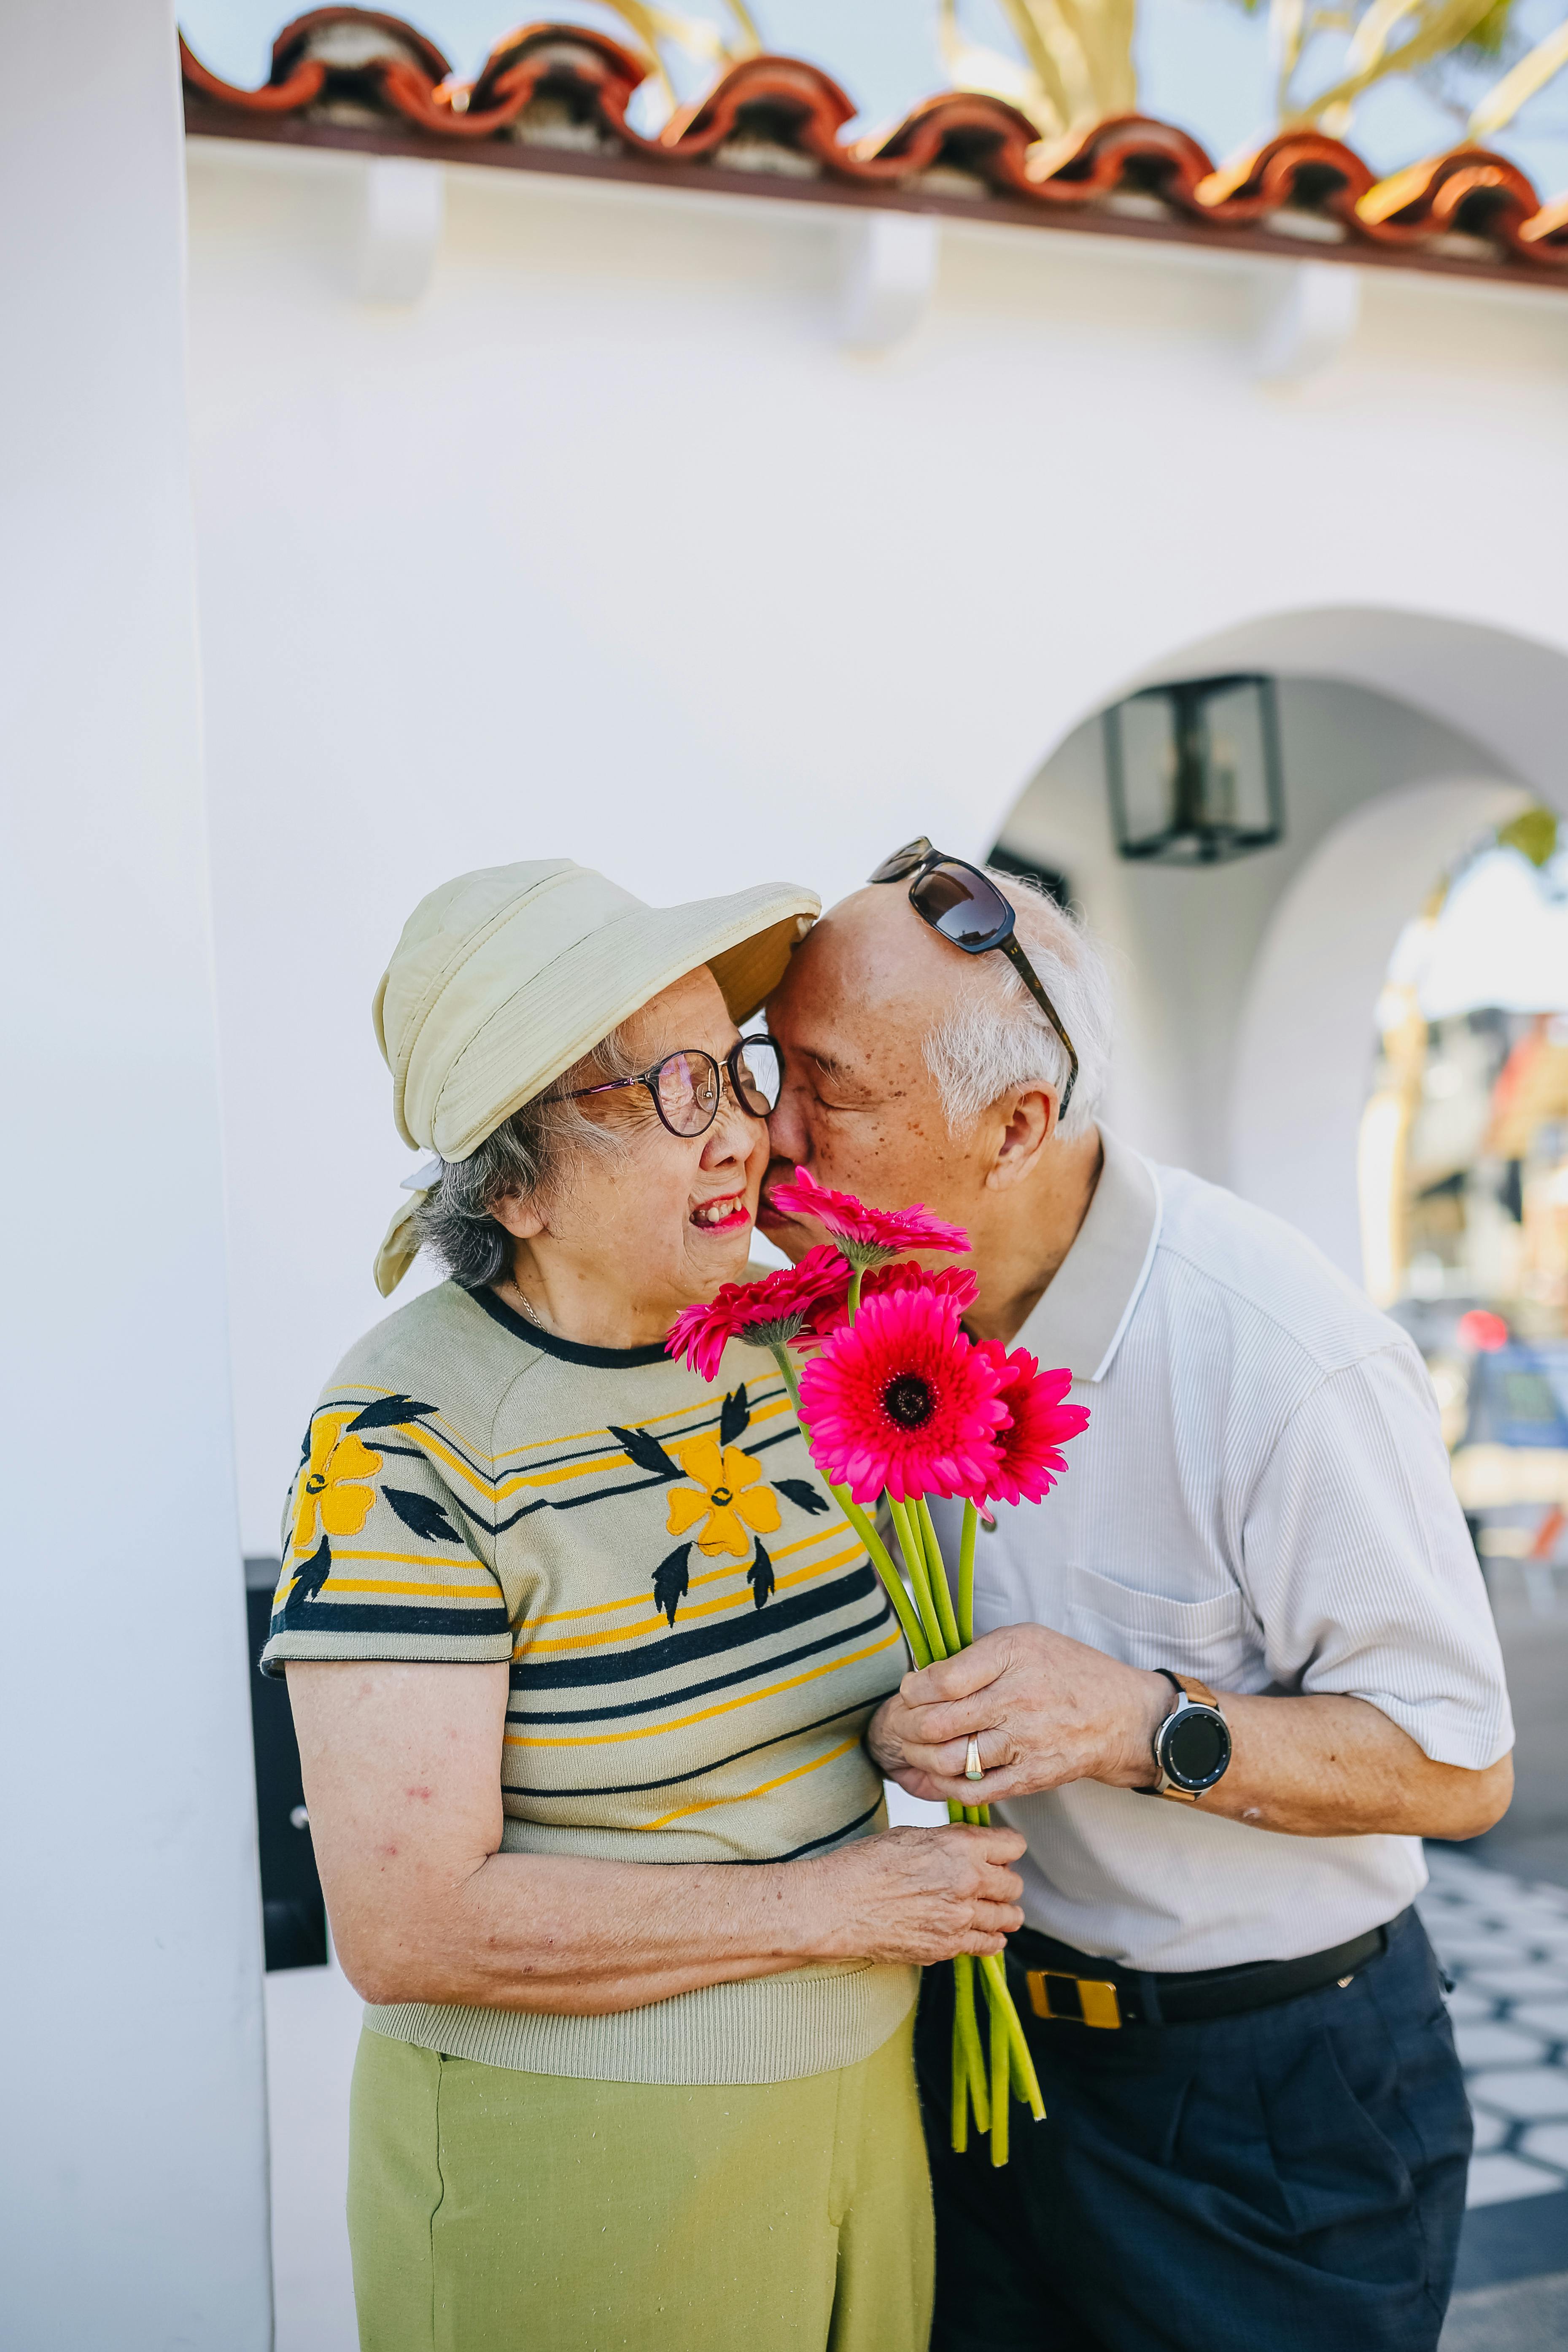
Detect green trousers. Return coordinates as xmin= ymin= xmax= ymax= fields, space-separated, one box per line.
xmin=346 ymin=2013 xmax=934 ymax=2352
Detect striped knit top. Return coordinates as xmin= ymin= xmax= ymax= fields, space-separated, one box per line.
xmin=260 ymin=1276 xmax=916 ymax=2085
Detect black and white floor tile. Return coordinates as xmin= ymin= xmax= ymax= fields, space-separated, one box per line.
xmin=1420 ymin=1847 xmax=1568 ymax=2208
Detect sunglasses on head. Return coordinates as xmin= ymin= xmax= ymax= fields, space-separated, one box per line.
xmin=562 ymin=1035 xmax=784 ymax=1140
xmin=868 ymin=838 xmax=1079 ymax=1118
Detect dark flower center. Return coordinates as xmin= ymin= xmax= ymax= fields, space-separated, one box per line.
xmin=304 ymin=1473 xmax=327 ymax=1495
xmin=712 ymin=1486 xmax=733 ymax=1507
xmin=882 ymin=1374 xmax=934 ymax=1430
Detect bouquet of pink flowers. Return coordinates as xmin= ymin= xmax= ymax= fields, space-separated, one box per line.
xmin=668 ymin=1169 xmax=1089 ymax=2165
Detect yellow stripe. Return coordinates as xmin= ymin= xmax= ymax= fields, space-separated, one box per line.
xmin=337 ymin=1376 xmax=789 ymax=1469
xmin=503 ymin=1629 xmax=901 ymax=1749
xmin=640 ymin=1735 xmax=862 ymax=1831
xmin=327 ymin=1547 xmax=487 ymax=1570
xmin=515 ymin=1544 xmax=863 ymax=1655
xmin=529 ymin=1522 xmax=850 ymax=1627
xmin=492 ymin=1398 xmax=792 ymax=1498
xmin=277 ymin=1578 xmax=503 ymax=1600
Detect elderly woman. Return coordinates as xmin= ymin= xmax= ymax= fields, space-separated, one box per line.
xmin=264 ymin=859 xmax=1024 ymax=2352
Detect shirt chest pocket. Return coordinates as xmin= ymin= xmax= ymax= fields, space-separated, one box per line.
xmin=1060 ymin=1563 xmax=1258 ymax=1690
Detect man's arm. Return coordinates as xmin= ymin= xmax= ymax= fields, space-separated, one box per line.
xmin=866 ymin=1621 xmax=1513 ymax=1839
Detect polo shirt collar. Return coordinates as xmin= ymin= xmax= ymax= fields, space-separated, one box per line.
xmin=1014 ymin=1127 xmax=1162 ymax=1385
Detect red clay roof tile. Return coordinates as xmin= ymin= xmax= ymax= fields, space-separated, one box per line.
xmin=179 ymin=10 xmax=1568 ymax=288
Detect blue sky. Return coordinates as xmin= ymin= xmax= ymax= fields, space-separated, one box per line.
xmin=183 ymin=1 xmax=1568 ymax=194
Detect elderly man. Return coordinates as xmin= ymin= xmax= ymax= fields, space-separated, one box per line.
xmin=761 ymin=840 xmax=1514 ymax=2352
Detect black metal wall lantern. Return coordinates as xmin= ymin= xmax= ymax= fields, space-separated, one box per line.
xmin=1103 ymin=673 xmax=1285 ymax=865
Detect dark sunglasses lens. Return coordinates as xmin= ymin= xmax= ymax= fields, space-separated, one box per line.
xmin=909 ymin=861 xmax=1011 ymax=950
xmin=867 ymin=837 xmax=934 ymax=885
xmin=655 ymin=1051 xmax=720 ymax=1135
xmin=732 ymin=1037 xmax=783 ymax=1115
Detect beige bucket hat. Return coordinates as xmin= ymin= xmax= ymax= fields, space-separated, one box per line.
xmin=370 ymin=859 xmax=819 ymax=1294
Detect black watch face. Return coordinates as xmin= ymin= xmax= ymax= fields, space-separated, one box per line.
xmin=1161 ymin=1706 xmax=1232 ymax=1792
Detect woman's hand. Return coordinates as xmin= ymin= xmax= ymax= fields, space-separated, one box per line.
xmin=801 ymin=1822 xmax=1026 ymax=1963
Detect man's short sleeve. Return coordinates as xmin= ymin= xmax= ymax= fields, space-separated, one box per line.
xmin=1241 ymin=1342 xmax=1513 ymax=1769
xmin=259 ymin=1388 xmax=513 ymax=1678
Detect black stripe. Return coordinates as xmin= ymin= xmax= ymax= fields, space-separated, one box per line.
xmin=512 ymin=1565 xmax=876 ymax=1690
xmin=508 ymin=1598 xmax=894 ymax=1724
xmin=492 ymin=1385 xmax=787 ymax=1481
xmin=268 ymin=1603 xmax=512 ymax=1640
xmin=730 ymin=1800 xmax=885 ymax=1864
xmin=470 ymin=1283 xmax=671 ymax=1367
xmin=489 ymin=1422 xmax=807 ymax=1534
xmin=501 ymin=1693 xmax=898 ymax=1799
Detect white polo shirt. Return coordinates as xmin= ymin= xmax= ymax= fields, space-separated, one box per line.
xmin=932 ymin=1129 xmax=1514 ymax=1973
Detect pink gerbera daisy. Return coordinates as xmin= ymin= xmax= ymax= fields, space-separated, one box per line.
xmin=796 ymin=1289 xmax=1007 ymax=1506
xmin=805 ymin=1258 xmax=979 ymax=1345
xmin=666 ymin=1245 xmax=849 ymax=1382
xmin=767 ymin=1165 xmax=970 ymax=1272
xmin=975 ymin=1343 xmax=1091 ymax=1508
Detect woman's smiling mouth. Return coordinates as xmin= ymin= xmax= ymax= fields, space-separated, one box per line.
xmin=690 ymin=1193 xmax=750 ymax=1234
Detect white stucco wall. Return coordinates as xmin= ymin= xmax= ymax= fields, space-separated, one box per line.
xmin=181 ymin=138 xmax=1568 ymax=1550
xmin=0 ymin=12 xmax=271 ymax=2346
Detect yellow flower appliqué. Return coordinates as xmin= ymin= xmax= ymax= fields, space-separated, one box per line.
xmin=291 ymin=1410 xmax=383 ymax=1557
xmin=665 ymin=1435 xmax=781 ymax=1560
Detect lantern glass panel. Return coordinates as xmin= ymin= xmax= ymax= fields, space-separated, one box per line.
xmin=1198 ymin=679 xmax=1273 ymax=842
xmin=1113 ymin=693 xmax=1179 ymax=847
xmin=1105 ymin=673 xmax=1283 ymax=865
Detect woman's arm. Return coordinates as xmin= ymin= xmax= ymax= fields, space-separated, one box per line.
xmin=288 ymin=1660 xmax=1025 ymax=2013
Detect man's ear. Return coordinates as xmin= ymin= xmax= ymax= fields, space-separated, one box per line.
xmin=985 ymin=1086 xmax=1056 ymax=1192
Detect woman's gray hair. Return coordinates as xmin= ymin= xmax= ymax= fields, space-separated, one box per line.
xmin=414 ymin=1025 xmax=640 ymax=1289
xmin=922 ymin=872 xmax=1113 ymax=1142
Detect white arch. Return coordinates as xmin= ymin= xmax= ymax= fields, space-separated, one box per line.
xmin=1229 ymin=777 xmax=1529 ymax=1282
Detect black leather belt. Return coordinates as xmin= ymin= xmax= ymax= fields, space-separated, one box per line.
xmin=1010 ymin=1909 xmax=1409 ymax=2030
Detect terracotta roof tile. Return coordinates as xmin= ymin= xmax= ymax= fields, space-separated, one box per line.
xmin=180 ymin=10 xmax=1568 ymax=287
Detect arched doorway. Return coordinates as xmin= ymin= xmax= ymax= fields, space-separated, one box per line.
xmin=984 ymin=607 xmax=1568 ymax=1269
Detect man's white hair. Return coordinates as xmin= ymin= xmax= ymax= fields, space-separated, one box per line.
xmin=922 ymin=871 xmax=1113 ymax=1142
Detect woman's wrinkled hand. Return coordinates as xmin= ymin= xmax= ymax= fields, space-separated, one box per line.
xmin=801 ymin=1823 xmax=1026 ymax=1964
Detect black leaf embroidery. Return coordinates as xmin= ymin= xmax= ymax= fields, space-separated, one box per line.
xmin=346 ymin=1394 xmax=439 ymax=1435
xmin=280 ymin=1536 xmax=332 ymax=1621
xmin=775 ymin=1479 xmax=830 ymax=1517
xmin=609 ymin=1424 xmax=681 ymax=1481
xmin=382 ymin=1486 xmax=463 ymax=1545
xmin=747 ymin=1541 xmax=775 ymax=1611
xmin=652 ymin=1544 xmax=692 ymax=1627
xmin=719 ymin=1383 xmax=751 ymax=1445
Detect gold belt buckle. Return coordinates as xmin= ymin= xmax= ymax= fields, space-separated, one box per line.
xmin=1025 ymin=1969 xmax=1123 ymax=2030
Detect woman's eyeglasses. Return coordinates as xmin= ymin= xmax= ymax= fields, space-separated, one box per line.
xmin=563 ymin=1036 xmax=784 ymax=1140
xmin=868 ymin=838 xmax=1079 ymax=1117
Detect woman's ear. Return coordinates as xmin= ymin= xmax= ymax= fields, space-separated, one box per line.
xmin=489 ymin=1191 xmax=547 ymax=1242
xmin=985 ymin=1086 xmax=1056 ymax=1191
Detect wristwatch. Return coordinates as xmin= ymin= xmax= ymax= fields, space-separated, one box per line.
xmin=1136 ymin=1670 xmax=1232 ymax=1803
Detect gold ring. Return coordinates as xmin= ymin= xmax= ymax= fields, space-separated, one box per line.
xmin=964 ymin=1736 xmax=984 ymax=1782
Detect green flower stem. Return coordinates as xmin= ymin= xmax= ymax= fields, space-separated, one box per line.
xmin=980 ymin=1953 xmax=1046 ymax=2123
xmin=952 ymin=1953 xmax=989 ymax=2139
xmin=768 ymin=1344 xmax=929 ymax=1667
xmin=843 ymin=1490 xmax=930 ymax=1668
xmin=958 ymin=1501 xmax=978 ymax=1648
xmin=889 ymin=1497 xmax=947 ymax=1662
xmin=768 ymin=1343 xmax=805 ymax=1415
xmin=916 ymin=1498 xmax=963 ymax=1656
xmin=949 ymin=1985 xmax=969 ymax=2155
xmin=989 ymin=1973 xmax=1010 ymax=2168
xmin=848 ymin=1267 xmax=864 ymax=1320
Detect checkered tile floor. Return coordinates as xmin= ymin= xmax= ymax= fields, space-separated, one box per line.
xmin=1420 ymin=1848 xmax=1568 ymax=2208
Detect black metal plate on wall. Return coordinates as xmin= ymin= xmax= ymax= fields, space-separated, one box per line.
xmin=245 ymin=1558 xmax=328 ymax=1971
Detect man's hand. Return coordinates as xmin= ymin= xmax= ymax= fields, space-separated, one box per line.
xmin=867 ymin=1622 xmax=1171 ymax=1805
xmin=866 ymin=1622 xmax=1516 ymax=1840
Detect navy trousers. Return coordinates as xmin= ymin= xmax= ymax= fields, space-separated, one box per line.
xmin=916 ymin=1911 xmax=1471 ymax=2352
